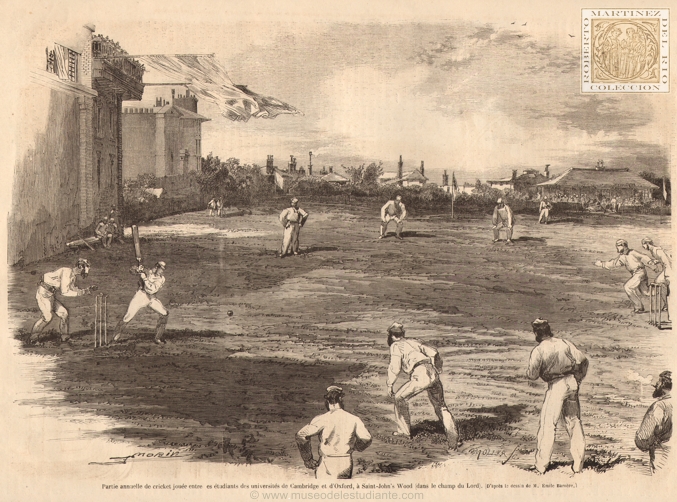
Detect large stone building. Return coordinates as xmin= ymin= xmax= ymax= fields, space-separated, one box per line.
xmin=122 ymin=88 xmax=210 ymax=179
xmin=9 ymin=25 xmax=144 ymax=265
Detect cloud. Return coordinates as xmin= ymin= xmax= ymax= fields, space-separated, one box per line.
xmin=627 ymin=370 xmax=653 ymax=385
xmin=189 ymin=21 xmax=670 ymax=180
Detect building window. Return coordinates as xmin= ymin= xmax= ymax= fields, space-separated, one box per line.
xmin=109 ymin=154 xmax=115 ymax=186
xmin=96 ymin=104 xmax=103 ymax=137
xmin=96 ymin=154 xmax=101 ymax=189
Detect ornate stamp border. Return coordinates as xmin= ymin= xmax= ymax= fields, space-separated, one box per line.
xmin=582 ymin=8 xmax=669 ymax=92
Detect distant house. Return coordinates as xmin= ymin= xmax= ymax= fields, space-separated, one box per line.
xmin=448 ymin=182 xmax=476 ymax=195
xmin=537 ymin=168 xmax=658 ymax=203
xmin=380 ymin=170 xmax=428 ymax=187
xmin=488 ymin=166 xmax=550 ymax=194
xmin=487 ymin=176 xmax=514 ymax=191
xmin=321 ymin=172 xmax=349 ymax=184
xmin=379 ymin=171 xmax=399 ymax=184
xmin=273 ymin=168 xmax=293 ymax=191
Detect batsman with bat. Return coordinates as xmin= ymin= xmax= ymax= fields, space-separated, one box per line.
xmin=111 ymin=226 xmax=169 ymax=345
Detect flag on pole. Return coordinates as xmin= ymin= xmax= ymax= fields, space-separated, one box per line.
xmin=54 ymin=44 xmax=71 ymax=81
xmin=663 ymin=177 xmax=668 ymax=200
xmin=140 ymin=54 xmax=302 ymax=122
xmin=452 ymin=172 xmax=458 ymax=197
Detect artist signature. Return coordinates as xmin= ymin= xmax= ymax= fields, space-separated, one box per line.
xmin=467 ymin=447 xmax=507 ymax=459
xmin=89 ymin=450 xmax=186 ymax=465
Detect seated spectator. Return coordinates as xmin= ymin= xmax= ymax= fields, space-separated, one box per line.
xmin=95 ymin=219 xmax=112 ymax=248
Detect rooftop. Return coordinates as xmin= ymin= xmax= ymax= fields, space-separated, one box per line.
xmin=538 ymin=168 xmax=658 ymax=189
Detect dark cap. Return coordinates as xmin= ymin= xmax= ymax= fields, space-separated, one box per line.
xmin=531 ymin=318 xmax=549 ymax=328
xmin=658 ymin=371 xmax=672 ymax=388
xmin=387 ymin=322 xmax=405 ymax=335
xmin=324 ymin=386 xmax=344 ymax=403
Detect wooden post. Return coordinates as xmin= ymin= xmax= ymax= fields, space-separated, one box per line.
xmin=451 ymin=171 xmax=455 ymax=219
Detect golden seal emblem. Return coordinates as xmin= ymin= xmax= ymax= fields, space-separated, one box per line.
xmin=591 ymin=19 xmax=660 ymax=83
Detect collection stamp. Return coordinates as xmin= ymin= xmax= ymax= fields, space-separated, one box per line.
xmin=582 ymin=9 xmax=669 ymax=92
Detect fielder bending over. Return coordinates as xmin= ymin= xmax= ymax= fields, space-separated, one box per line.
xmin=112 ymin=261 xmax=168 ymax=344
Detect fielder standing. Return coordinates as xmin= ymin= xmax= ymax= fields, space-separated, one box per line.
xmin=527 ymin=318 xmax=588 ymax=474
xmin=538 ymin=197 xmax=552 ymax=224
xmin=296 ymin=386 xmax=372 ymax=479
xmin=279 ymin=198 xmax=309 ymax=257
xmin=492 ymin=198 xmax=514 ymax=244
xmin=112 ymin=261 xmax=169 ymax=344
xmin=30 ymin=258 xmax=97 ymax=344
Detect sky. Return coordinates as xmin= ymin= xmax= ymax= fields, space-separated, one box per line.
xmin=6 ymin=0 xmax=676 ymax=185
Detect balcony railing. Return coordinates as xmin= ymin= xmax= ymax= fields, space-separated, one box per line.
xmin=92 ymin=36 xmax=144 ymax=82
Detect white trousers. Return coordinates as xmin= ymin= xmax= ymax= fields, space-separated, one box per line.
xmin=624 ymin=269 xmax=649 ymax=311
xmin=535 ymin=374 xmax=585 ymax=473
xmin=281 ymin=223 xmax=301 ymax=256
xmin=393 ymin=363 xmax=458 ymax=443
xmin=315 ymin=456 xmax=353 ymax=479
xmin=36 ymin=287 xmax=68 ymax=323
xmin=122 ymin=290 xmax=167 ymax=323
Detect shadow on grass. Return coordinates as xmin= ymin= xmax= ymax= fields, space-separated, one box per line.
xmin=546 ymin=217 xmax=584 ymax=224
xmin=400 ymin=231 xmax=436 ymax=238
xmin=458 ymin=404 xmax=528 ymax=441
xmin=302 ymin=245 xmax=340 ymax=254
xmin=512 ymin=236 xmax=547 ymax=243
xmin=22 ymin=332 xmax=367 ymax=465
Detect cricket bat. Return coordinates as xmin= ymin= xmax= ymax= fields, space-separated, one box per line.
xmin=131 ymin=225 xmax=142 ymax=264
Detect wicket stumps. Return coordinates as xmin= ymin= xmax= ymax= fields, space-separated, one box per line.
xmin=649 ymin=283 xmax=669 ymax=329
xmin=94 ymin=293 xmax=108 ymax=347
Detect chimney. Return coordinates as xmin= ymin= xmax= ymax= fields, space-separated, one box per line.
xmin=397 ymin=155 xmax=403 ymax=182
xmin=329 ymin=166 xmax=333 ymax=173
xmin=420 ymin=161 xmax=424 ymax=177
xmin=174 ymin=87 xmax=199 ymax=112
xmin=266 ymin=155 xmax=274 ymax=174
xmin=544 ymin=164 xmax=550 ymax=179
xmin=512 ymin=169 xmax=517 ymax=181
xmin=155 ymin=97 xmax=162 ymax=107
xmin=308 ymin=165 xmax=313 ymax=176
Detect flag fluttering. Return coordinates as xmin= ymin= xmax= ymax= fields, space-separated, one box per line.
xmin=54 ymin=44 xmax=76 ymax=81
xmin=663 ymin=177 xmax=668 ymax=200
xmin=141 ymin=54 xmax=302 ymax=122
xmin=234 ymin=85 xmax=304 ymax=119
